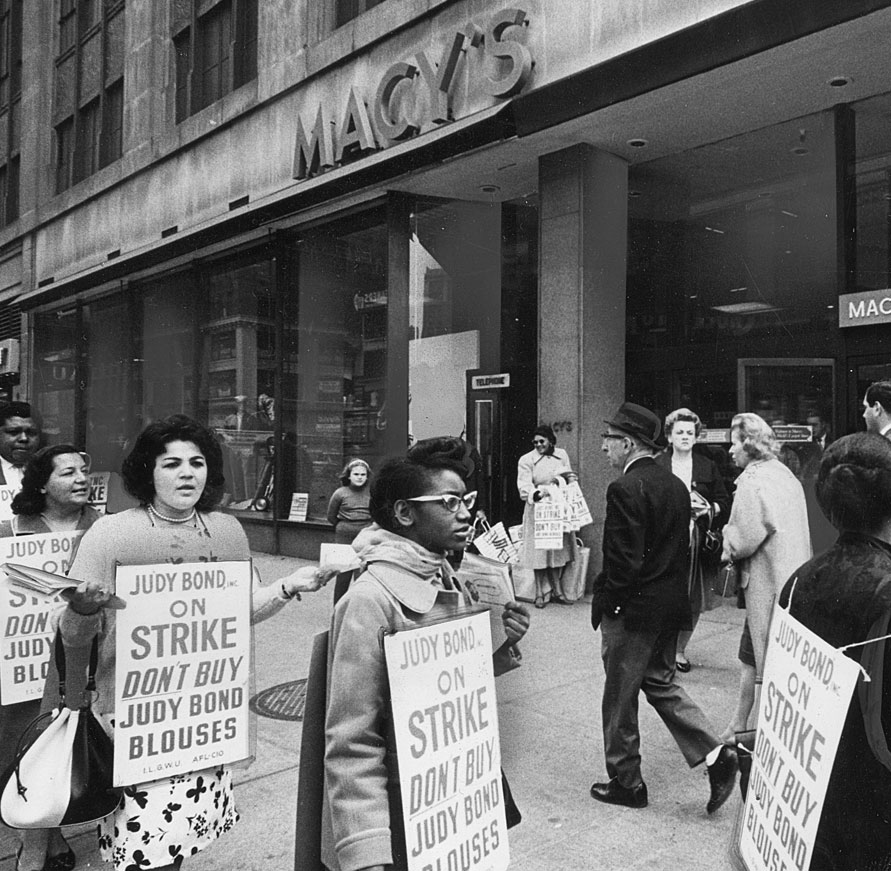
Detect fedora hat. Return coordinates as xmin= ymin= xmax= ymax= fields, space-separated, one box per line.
xmin=604 ymin=402 xmax=661 ymax=450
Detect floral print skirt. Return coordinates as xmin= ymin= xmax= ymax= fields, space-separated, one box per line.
xmin=98 ymin=766 xmax=239 ymax=870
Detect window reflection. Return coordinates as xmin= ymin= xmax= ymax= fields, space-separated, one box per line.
xmin=409 ymin=199 xmax=501 ymax=443
xmin=283 ymin=209 xmax=390 ymax=522
xmin=627 ymin=109 xmax=839 ymax=431
xmin=33 ymin=308 xmax=77 ymax=445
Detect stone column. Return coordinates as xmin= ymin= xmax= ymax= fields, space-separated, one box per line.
xmin=538 ymin=143 xmax=628 ymax=574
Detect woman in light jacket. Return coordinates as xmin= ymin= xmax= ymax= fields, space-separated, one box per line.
xmin=720 ymin=412 xmax=811 ymax=739
xmin=517 ymin=425 xmax=577 ymax=608
xmin=321 ymin=438 xmax=529 ymax=871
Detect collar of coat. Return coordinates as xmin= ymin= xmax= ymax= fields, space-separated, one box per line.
xmin=365 ymin=563 xmax=464 ymax=614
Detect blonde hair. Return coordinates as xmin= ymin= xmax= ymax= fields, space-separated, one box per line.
xmin=731 ymin=413 xmax=779 ymax=461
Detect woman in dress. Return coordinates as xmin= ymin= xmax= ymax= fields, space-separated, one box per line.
xmin=4 ymin=445 xmax=100 ymax=871
xmin=39 ymin=415 xmax=328 ymax=871
xmin=516 ymin=425 xmax=578 ymax=608
xmin=778 ymin=433 xmax=891 ymax=870
xmin=720 ymin=412 xmax=810 ymax=740
xmin=321 ymin=438 xmax=529 ymax=871
xmin=656 ymin=409 xmax=730 ymax=672
xmin=326 ymin=458 xmax=372 ymax=603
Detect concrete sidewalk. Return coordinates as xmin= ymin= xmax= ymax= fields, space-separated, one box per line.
xmin=1 ymin=553 xmax=746 ymax=870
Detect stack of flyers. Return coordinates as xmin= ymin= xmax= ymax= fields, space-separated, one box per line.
xmin=1 ymin=562 xmax=126 ymax=608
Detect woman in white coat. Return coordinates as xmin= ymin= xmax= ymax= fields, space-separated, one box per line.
xmin=517 ymin=425 xmax=577 ymax=608
xmin=720 ymin=412 xmax=811 ymax=739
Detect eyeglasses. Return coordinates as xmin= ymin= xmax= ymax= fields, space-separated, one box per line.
xmin=406 ymin=491 xmax=477 ymax=512
xmin=532 ymin=439 xmax=548 ymax=446
xmin=601 ymin=433 xmax=626 ymax=441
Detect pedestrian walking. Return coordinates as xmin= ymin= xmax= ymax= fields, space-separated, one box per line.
xmin=590 ymin=401 xmax=737 ymax=812
xmin=320 ymin=438 xmax=530 ymax=871
xmin=720 ymin=412 xmax=810 ymax=741
xmin=656 ymin=408 xmax=730 ymax=672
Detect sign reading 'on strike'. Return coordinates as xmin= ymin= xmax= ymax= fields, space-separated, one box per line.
xmin=0 ymin=531 xmax=86 ymax=704
xmin=113 ymin=560 xmax=252 ymax=786
xmin=384 ymin=610 xmax=509 ymax=871
xmin=739 ymin=605 xmax=860 ymax=871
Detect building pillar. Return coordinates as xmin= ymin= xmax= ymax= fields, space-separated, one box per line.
xmin=538 ymin=144 xmax=628 ymax=572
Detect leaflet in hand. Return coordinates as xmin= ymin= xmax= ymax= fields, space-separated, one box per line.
xmin=319 ymin=543 xmax=361 ymax=574
xmin=2 ymin=563 xmax=126 ymax=608
xmin=2 ymin=562 xmax=77 ymax=595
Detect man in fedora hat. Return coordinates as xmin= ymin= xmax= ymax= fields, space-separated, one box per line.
xmin=590 ymin=401 xmax=737 ymax=812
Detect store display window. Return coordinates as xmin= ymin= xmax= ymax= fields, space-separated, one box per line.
xmin=281 ymin=207 xmax=390 ymax=523
xmin=32 ymin=308 xmax=77 ymax=445
xmin=408 ymin=198 xmax=502 ymax=442
xmin=626 ymin=108 xmax=840 ymax=437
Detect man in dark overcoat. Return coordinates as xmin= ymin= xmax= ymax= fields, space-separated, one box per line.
xmin=590 ymin=401 xmax=737 ymax=812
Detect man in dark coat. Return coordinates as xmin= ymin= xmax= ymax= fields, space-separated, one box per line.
xmin=590 ymin=401 xmax=737 ymax=811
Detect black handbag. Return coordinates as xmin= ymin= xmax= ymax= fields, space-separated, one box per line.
xmin=0 ymin=633 xmax=123 ymax=828
xmin=734 ymin=730 xmax=757 ymax=800
xmin=502 ymin=769 xmax=522 ymax=828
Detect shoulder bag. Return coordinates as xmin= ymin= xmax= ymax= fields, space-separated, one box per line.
xmin=0 ymin=632 xmax=123 ymax=828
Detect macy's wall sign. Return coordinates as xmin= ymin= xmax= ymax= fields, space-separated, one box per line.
xmin=293 ymin=7 xmax=532 ymax=181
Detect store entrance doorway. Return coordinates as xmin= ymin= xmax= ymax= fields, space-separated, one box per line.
xmin=465 ymin=374 xmax=503 ymax=525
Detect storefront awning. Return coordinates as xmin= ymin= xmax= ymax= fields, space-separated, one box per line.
xmin=18 ymin=101 xmax=516 ymax=307
xmin=512 ymin=0 xmax=891 ymax=137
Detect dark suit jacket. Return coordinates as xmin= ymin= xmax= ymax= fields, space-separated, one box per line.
xmin=655 ymin=449 xmax=731 ymax=528
xmin=591 ymin=455 xmax=691 ymax=632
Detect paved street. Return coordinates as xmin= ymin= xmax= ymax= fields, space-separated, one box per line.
xmin=1 ymin=553 xmax=745 ymax=870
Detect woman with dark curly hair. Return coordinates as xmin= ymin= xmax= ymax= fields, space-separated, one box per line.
xmin=777 ymin=433 xmax=891 ymax=870
xmin=48 ymin=415 xmax=330 ymax=871
xmin=3 ymin=443 xmax=99 ymax=534
xmin=3 ymin=445 xmax=99 ymax=871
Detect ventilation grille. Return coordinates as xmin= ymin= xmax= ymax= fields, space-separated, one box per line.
xmin=0 ymin=303 xmax=21 ymax=341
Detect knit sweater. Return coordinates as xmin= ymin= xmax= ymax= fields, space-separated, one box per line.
xmin=57 ymin=507 xmax=290 ymax=717
xmin=326 ymin=484 xmax=371 ymax=526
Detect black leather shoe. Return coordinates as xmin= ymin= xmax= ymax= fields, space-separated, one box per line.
xmin=590 ymin=778 xmax=648 ymax=808
xmin=706 ymin=744 xmax=739 ymax=814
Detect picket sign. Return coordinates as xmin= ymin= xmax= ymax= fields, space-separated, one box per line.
xmin=472 ymin=519 xmax=520 ymax=565
xmin=533 ymin=501 xmax=563 ymax=549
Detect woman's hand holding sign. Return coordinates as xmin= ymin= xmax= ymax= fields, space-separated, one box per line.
xmin=501 ymin=600 xmax=530 ymax=645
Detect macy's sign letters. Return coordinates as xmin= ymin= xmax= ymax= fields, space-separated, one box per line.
xmin=293 ymin=8 xmax=532 ymax=181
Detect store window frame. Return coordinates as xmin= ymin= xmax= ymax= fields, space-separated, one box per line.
xmin=53 ymin=0 xmax=125 ymax=194
xmin=334 ymin=0 xmax=386 ymax=29
xmin=172 ymin=0 xmax=258 ymax=124
xmin=0 ymin=0 xmax=21 ymax=228
xmin=737 ymin=357 xmax=836 ymax=433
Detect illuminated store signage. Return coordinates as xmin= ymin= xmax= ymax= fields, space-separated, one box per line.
xmin=839 ymin=288 xmax=891 ymax=327
xmin=293 ymin=8 xmax=532 ymax=180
